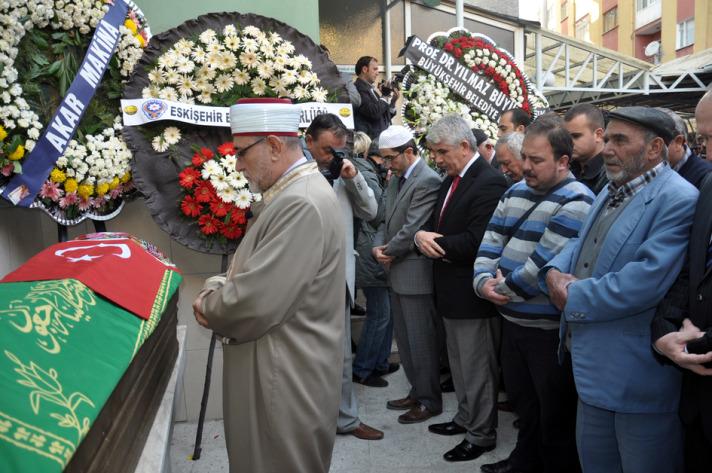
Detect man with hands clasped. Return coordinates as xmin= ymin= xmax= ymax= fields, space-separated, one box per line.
xmin=372 ymin=125 xmax=443 ymax=424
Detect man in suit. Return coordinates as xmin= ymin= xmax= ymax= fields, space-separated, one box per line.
xmin=659 ymin=107 xmax=712 ymax=189
xmin=372 ymin=125 xmax=443 ymax=424
xmin=414 ymin=115 xmax=508 ymax=462
xmin=652 ymin=91 xmax=712 ymax=473
xmin=353 ymin=56 xmax=398 ymax=139
xmin=494 ymin=132 xmax=525 ymax=183
xmin=543 ymin=107 xmax=699 ymax=473
xmin=305 ymin=114 xmax=383 ymax=441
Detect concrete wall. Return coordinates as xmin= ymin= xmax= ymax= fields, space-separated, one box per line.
xmin=0 ymin=0 xmax=320 ymax=423
xmin=138 ymin=0 xmax=319 ymax=39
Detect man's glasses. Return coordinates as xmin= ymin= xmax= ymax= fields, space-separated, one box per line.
xmin=235 ymin=137 xmax=266 ymax=159
xmin=381 ymin=151 xmax=403 ymax=162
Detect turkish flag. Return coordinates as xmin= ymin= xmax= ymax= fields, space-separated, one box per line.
xmin=1 ymin=239 xmax=176 ymax=320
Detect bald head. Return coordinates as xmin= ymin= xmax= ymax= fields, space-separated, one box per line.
xmin=695 ymin=90 xmax=712 ymax=152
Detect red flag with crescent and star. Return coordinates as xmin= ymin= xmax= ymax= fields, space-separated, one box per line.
xmin=1 ymin=238 xmax=178 ymax=320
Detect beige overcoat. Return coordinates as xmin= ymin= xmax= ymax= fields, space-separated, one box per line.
xmin=200 ymin=162 xmax=346 ymax=473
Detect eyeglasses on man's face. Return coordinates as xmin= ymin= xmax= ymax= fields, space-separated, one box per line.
xmin=235 ymin=137 xmax=266 ymax=160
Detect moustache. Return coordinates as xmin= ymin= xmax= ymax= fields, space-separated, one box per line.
xmin=523 ymin=170 xmax=536 ymax=178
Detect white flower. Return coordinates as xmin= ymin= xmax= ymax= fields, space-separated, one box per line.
xmin=235 ymin=189 xmax=252 ymax=209
xmin=177 ymin=76 xmax=195 ymax=96
xmin=222 ymin=155 xmax=237 ymax=170
xmin=148 ymin=68 xmax=165 ymax=84
xmin=191 ymin=47 xmax=207 ymax=64
xmin=152 ymin=135 xmax=169 ymax=152
xmin=242 ymin=25 xmax=260 ymax=37
xmin=233 ymin=69 xmax=250 ymax=85
xmin=163 ymin=127 xmax=181 ymax=145
xmin=224 ymin=35 xmax=240 ymax=51
xmin=239 ymin=51 xmax=258 ymax=68
xmin=256 ymin=62 xmax=273 ymax=79
xmin=176 ymin=57 xmax=196 ymax=74
xmin=215 ymin=74 xmax=234 ymax=93
xmin=251 ymin=78 xmax=266 ymax=96
xmin=175 ymin=39 xmax=194 ymax=55
xmin=218 ymin=52 xmax=237 ymax=70
xmin=217 ymin=187 xmax=237 ymax=203
xmin=198 ymin=90 xmax=213 ymax=104
xmin=223 ymin=24 xmax=237 ymax=36
xmin=199 ymin=29 xmax=217 ymax=45
xmin=241 ymin=38 xmax=258 ymax=53
xmin=211 ymin=174 xmax=230 ymax=191
xmin=202 ymin=160 xmax=222 ymax=179
xmin=311 ymin=87 xmax=328 ymax=102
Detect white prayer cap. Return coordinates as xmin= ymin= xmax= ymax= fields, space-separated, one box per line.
xmin=230 ymin=98 xmax=301 ymax=137
xmin=379 ymin=125 xmax=413 ymax=149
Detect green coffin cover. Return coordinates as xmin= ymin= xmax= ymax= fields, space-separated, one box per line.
xmin=0 ymin=270 xmax=181 ymax=472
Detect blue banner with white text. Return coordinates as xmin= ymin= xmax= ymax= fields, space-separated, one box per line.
xmin=1 ymin=0 xmax=129 ymax=207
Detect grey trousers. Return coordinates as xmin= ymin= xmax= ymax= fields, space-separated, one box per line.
xmin=391 ymin=292 xmax=442 ymax=412
xmin=337 ymin=302 xmax=360 ymax=432
xmin=444 ymin=316 xmax=499 ymax=447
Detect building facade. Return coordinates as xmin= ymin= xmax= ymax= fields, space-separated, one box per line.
xmin=528 ymin=0 xmax=712 ymax=64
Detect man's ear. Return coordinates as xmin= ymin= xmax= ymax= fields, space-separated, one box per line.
xmin=647 ymin=137 xmax=665 ymax=161
xmin=266 ymin=135 xmax=284 ymax=160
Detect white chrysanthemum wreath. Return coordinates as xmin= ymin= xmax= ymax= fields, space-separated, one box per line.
xmin=0 ymin=0 xmax=150 ymax=223
xmin=143 ymin=24 xmax=329 ymax=152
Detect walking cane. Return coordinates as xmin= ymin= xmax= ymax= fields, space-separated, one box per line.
xmin=192 ymin=253 xmax=228 ymax=460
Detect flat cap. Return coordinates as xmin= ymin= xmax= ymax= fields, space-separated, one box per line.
xmin=606 ymin=106 xmax=676 ymax=145
xmin=471 ymin=128 xmax=489 ymax=147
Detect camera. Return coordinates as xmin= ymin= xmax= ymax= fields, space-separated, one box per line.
xmin=379 ymin=80 xmax=395 ymax=97
xmin=319 ymin=147 xmax=348 ymax=185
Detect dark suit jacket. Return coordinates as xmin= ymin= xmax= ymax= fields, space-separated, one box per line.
xmin=422 ymin=156 xmax=508 ymax=319
xmin=353 ymin=78 xmax=394 ymax=139
xmin=678 ymin=152 xmax=712 ymax=190
xmin=652 ymin=173 xmax=712 ymax=439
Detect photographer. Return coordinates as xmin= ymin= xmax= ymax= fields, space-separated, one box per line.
xmin=353 ymin=56 xmax=399 ymax=139
xmin=305 ymin=114 xmax=383 ymax=441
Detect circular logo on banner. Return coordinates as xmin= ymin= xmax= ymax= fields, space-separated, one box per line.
xmin=142 ymin=99 xmax=167 ymax=120
xmin=339 ymin=107 xmax=351 ymax=118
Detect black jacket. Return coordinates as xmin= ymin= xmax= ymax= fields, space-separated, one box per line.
xmin=353 ymin=78 xmax=394 ymax=140
xmin=678 ymin=152 xmax=712 ymax=190
xmin=422 ymin=156 xmax=508 ymax=319
xmin=570 ymin=153 xmax=608 ymax=196
xmin=652 ymin=173 xmax=712 ymax=437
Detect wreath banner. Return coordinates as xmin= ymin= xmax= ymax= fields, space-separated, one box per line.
xmin=403 ymin=35 xmax=517 ymax=122
xmin=2 ymin=0 xmax=130 ymax=207
xmin=120 ymin=97 xmax=355 ymax=128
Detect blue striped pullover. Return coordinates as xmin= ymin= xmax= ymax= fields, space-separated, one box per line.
xmin=474 ymin=176 xmax=594 ymax=329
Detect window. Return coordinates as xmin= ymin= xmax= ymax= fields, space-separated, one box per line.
xmin=676 ymin=18 xmax=695 ymax=49
xmin=603 ymin=7 xmax=618 ymax=33
xmin=636 ymin=0 xmax=659 ymax=12
xmin=560 ymin=1 xmax=568 ymax=20
xmin=575 ymin=15 xmax=590 ymax=42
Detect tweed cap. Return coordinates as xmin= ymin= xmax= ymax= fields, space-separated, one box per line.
xmin=606 ymin=106 xmax=676 ymax=145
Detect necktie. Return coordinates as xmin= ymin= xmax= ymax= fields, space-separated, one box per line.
xmin=438 ymin=176 xmax=461 ymax=229
xmin=397 ymin=176 xmax=406 ymax=193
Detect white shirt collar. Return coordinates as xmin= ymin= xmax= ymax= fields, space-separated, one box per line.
xmin=403 ymin=157 xmax=421 ymax=180
xmin=284 ymin=156 xmax=308 ymax=176
xmin=458 ymin=153 xmax=479 ymax=178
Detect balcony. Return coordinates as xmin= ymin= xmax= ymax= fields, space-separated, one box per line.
xmin=635 ymin=0 xmax=661 ymax=32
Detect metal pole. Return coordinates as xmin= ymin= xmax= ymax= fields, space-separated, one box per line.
xmin=456 ymin=0 xmax=464 ymax=28
xmin=535 ymin=31 xmax=543 ymax=91
xmin=192 ymin=253 xmax=229 ymax=460
xmin=383 ymin=0 xmax=392 ymax=79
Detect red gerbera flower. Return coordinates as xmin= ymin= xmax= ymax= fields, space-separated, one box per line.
xmin=194 ymin=181 xmax=215 ymax=203
xmin=200 ymin=147 xmax=215 ymax=159
xmin=192 ymin=152 xmax=207 ymax=167
xmin=209 ymin=199 xmax=230 ymax=217
xmin=217 ymin=142 xmax=235 ymax=157
xmin=198 ymin=214 xmax=221 ymax=235
xmin=178 ymin=167 xmax=201 ymax=189
xmin=180 ymin=195 xmax=202 ymax=217
xmin=230 ymin=209 xmax=248 ymax=225
xmin=221 ymin=222 xmax=244 ymax=240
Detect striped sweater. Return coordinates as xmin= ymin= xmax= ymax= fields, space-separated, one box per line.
xmin=474 ymin=176 xmax=594 ymax=328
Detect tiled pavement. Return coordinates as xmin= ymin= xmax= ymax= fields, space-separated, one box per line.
xmin=170 ymin=367 xmax=517 ymax=473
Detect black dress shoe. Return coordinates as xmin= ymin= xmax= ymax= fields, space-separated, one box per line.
xmin=481 ymin=458 xmax=523 ymax=473
xmin=443 ymin=439 xmax=495 ymax=462
xmin=352 ymin=374 xmax=388 ymax=387
xmin=428 ymin=421 xmax=467 ymax=436
xmin=440 ymin=376 xmax=455 ymax=393
xmin=373 ymin=362 xmax=400 ymax=377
